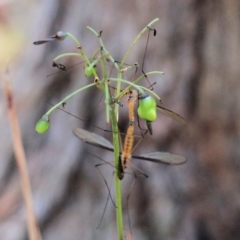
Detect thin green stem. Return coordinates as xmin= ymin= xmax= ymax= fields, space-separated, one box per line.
xmin=111 ymin=107 xmax=123 ymax=240
xmin=116 ymin=71 xmax=164 ymax=100
xmin=54 ymin=31 xmax=98 ymax=78
xmin=66 ymin=32 xmax=81 ymax=46
xmin=86 ymin=26 xmax=120 ymax=72
xmin=108 ymin=78 xmax=145 ymax=95
xmin=114 ymin=70 xmax=123 ymax=120
xmin=104 ymin=81 xmax=110 ymax=124
xmin=120 ymin=18 xmax=159 ymax=69
xmin=116 ymin=18 xmax=159 ymax=118
xmin=89 ymin=53 xmax=109 ymax=70
xmin=53 ymin=53 xmax=82 ymax=62
xmin=134 ymin=71 xmax=164 ymax=84
xmin=92 ymin=47 xmax=101 ymax=59
xmin=45 ymin=83 xmax=96 ymax=116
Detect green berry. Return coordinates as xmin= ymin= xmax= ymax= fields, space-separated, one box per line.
xmin=137 ymin=95 xmax=157 ymax=122
xmin=84 ymin=65 xmax=95 ymax=77
xmin=36 ymin=115 xmax=50 ymax=134
xmin=84 ymin=59 xmax=97 ymax=77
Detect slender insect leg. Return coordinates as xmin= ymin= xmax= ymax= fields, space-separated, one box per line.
xmin=95 ymin=171 xmax=115 ymax=229
xmin=88 ymin=151 xmax=117 ymax=207
xmin=137 ymin=112 xmax=147 ymax=133
xmin=85 ymin=151 xmax=122 ymax=229
xmin=125 ymin=162 xmax=149 ymax=238
xmin=95 ymin=162 xmax=117 ymax=208
xmin=141 ymin=26 xmax=157 ymax=90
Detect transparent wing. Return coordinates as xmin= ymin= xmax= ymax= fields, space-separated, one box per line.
xmin=73 ymin=128 xmax=186 ymax=165
xmin=73 ymin=128 xmax=114 ymax=151
xmin=132 ymin=152 xmax=186 ymax=165
xmin=157 ymin=106 xmax=186 ymax=124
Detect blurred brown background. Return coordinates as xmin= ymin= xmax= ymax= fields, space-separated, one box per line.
xmin=0 ymin=0 xmax=240 ymax=239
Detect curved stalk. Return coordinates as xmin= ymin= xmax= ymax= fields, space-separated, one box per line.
xmin=45 ymin=83 xmax=96 ymax=116
xmin=120 ymin=18 xmax=159 ymax=69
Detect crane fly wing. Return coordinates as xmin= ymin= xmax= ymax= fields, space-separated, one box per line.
xmin=73 ymin=128 xmax=114 ymax=151
xmin=73 ymin=129 xmax=187 ymax=165
xmin=157 ymin=106 xmax=186 ymax=124
xmin=132 ymin=152 xmax=186 ymax=165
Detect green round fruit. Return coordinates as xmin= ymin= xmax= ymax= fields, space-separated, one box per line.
xmin=84 ymin=66 xmax=94 ymax=77
xmin=137 ymin=95 xmax=157 ymax=121
xmin=36 ymin=116 xmax=50 ymax=134
xmin=84 ymin=64 xmax=96 ymax=77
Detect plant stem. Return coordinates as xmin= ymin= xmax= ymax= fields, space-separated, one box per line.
xmin=66 ymin=32 xmax=81 ymax=46
xmin=111 ymin=107 xmax=123 ymax=240
xmin=53 ymin=53 xmax=82 ymax=62
xmin=45 ymin=82 xmax=96 ymax=116
xmin=120 ymin=18 xmax=159 ymax=69
xmin=115 ymin=71 xmax=164 ymax=100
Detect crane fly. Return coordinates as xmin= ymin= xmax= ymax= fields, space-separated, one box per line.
xmin=119 ymin=89 xmax=138 ymax=179
xmin=73 ymin=127 xmax=186 ymax=179
xmin=46 ymin=90 xmax=186 ymax=178
xmin=70 ymin=90 xmax=186 ymax=180
xmin=44 ymin=95 xmax=186 ymax=179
